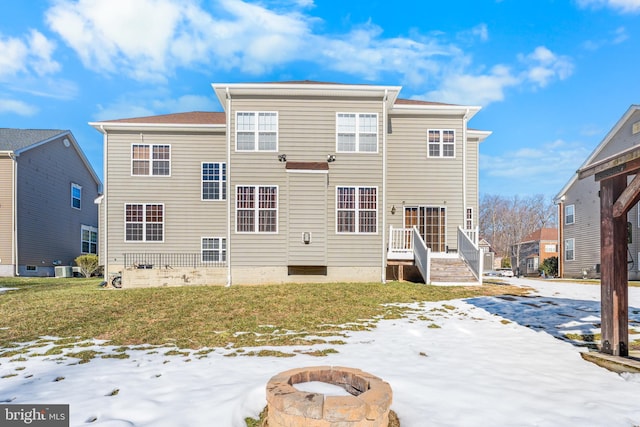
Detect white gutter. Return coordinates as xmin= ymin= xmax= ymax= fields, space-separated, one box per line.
xmin=381 ymin=89 xmax=388 ymax=284
xmin=463 ymin=108 xmax=470 ymax=230
xmin=100 ymin=125 xmax=108 ymax=278
xmin=226 ymin=87 xmax=232 ymax=287
xmin=11 ymin=153 xmax=18 ymax=276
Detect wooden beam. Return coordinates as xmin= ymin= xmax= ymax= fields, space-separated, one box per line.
xmin=579 ymin=145 xmax=640 ymax=180
xmin=613 ymin=173 xmax=640 ymax=217
xmin=600 ymin=175 xmax=629 ymax=356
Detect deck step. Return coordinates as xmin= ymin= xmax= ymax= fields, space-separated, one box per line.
xmin=429 ymin=257 xmax=477 ymax=282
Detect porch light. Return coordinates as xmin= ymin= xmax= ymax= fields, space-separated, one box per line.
xmin=327 ymin=154 xmax=336 ymax=162
xmin=278 ymin=154 xmax=287 ymax=162
xmin=391 ymin=205 xmax=396 ymax=215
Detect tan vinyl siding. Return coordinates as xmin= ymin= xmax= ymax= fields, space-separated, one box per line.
xmin=105 ymin=130 xmax=227 ymax=266
xmin=229 ymin=97 xmax=384 ymax=267
xmin=287 ymin=171 xmax=327 ymax=265
xmin=0 ymin=158 xmax=14 ymax=267
xmin=386 ymin=114 xmax=471 ymax=250
xmin=16 ymin=137 xmax=100 ymax=268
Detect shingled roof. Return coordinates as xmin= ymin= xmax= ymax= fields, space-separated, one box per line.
xmin=101 ymin=111 xmax=226 ymax=125
xmin=0 ymin=128 xmax=66 ymax=152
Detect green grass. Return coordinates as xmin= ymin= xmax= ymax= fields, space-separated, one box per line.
xmin=0 ymin=277 xmax=527 ymax=350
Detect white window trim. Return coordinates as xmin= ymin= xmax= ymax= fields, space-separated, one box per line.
xmin=124 ymin=203 xmax=165 ymax=243
xmin=335 ymin=112 xmax=379 ymax=153
xmin=427 ymin=129 xmax=456 ymax=158
xmin=235 ymin=111 xmax=279 ymax=152
xmin=335 ymin=186 xmax=379 ymax=234
xmin=201 ymin=237 xmax=227 ymax=263
xmin=131 ymin=144 xmax=172 ymax=177
xmin=201 ymin=162 xmax=227 ymax=201
xmin=465 ymin=207 xmax=473 ymax=230
xmin=565 ymin=204 xmax=575 ymax=225
xmin=235 ymin=185 xmax=279 ymax=234
xmin=565 ymin=238 xmax=575 ymax=261
xmin=81 ymin=224 xmax=98 ymax=254
xmin=71 ymin=183 xmax=82 ymax=210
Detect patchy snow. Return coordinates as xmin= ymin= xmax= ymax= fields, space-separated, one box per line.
xmin=293 ymin=381 xmax=352 ymax=396
xmin=1 ymin=278 xmax=640 ymax=426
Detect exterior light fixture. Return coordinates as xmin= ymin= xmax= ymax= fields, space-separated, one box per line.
xmin=327 ymin=154 xmax=336 ymax=162
xmin=391 ymin=205 xmax=396 ymax=215
xmin=278 ymin=154 xmax=287 ymax=162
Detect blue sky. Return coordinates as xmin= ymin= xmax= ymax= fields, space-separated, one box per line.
xmin=1 ymin=0 xmax=640 ymax=200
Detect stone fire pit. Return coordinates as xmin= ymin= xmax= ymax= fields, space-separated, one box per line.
xmin=266 ymin=366 xmax=393 ymax=427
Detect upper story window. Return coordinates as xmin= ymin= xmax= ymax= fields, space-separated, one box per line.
xmin=236 ymin=185 xmax=278 ymax=233
xmin=428 ymin=129 xmax=455 ymax=158
xmin=71 ymin=183 xmax=81 ymax=209
xmin=81 ymin=225 xmax=98 ymax=254
xmin=336 ymin=113 xmax=378 ymax=153
xmin=202 ymin=162 xmax=226 ymax=201
xmin=236 ymin=112 xmax=278 ymax=151
xmin=132 ymin=144 xmax=171 ymax=176
xmin=125 ymin=203 xmax=164 ymax=242
xmin=545 ymin=244 xmax=557 ymax=252
xmin=336 ymin=186 xmax=378 ymax=233
xmin=565 ymin=204 xmax=575 ymax=225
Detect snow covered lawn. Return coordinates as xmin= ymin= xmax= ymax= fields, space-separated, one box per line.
xmin=2 ymin=278 xmax=640 ymax=426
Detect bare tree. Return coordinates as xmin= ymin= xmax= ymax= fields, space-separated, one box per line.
xmin=480 ymin=194 xmax=558 ymax=270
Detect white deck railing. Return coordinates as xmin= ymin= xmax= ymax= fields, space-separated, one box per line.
xmin=412 ymin=227 xmax=431 ymax=284
xmin=387 ymin=226 xmax=414 ymax=260
xmin=457 ymin=226 xmax=483 ymax=283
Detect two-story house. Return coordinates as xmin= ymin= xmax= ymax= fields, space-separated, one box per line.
xmin=555 ymin=105 xmax=640 ymax=279
xmin=510 ymin=228 xmax=558 ymax=276
xmin=0 ymin=129 xmax=101 ymax=277
xmin=91 ymin=81 xmax=490 ymax=287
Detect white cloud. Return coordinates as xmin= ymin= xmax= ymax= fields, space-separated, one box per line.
xmin=480 ymin=139 xmax=591 ymax=194
xmin=576 ymin=0 xmax=640 ymax=13
xmin=46 ymin=0 xmax=312 ymax=81
xmin=519 ymin=46 xmax=573 ymax=88
xmin=0 ymin=30 xmax=59 ymax=80
xmin=0 ymin=98 xmax=38 ymax=116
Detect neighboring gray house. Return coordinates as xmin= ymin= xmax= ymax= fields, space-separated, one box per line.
xmin=91 ymin=81 xmax=490 ymax=287
xmin=555 ymin=105 xmax=640 ymax=279
xmin=0 ymin=129 xmax=101 ymax=277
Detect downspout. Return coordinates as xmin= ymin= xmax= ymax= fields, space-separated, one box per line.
xmin=462 ymin=108 xmax=470 ymax=229
xmin=11 ymin=153 xmax=18 ymax=276
xmin=226 ymin=87 xmax=232 ymax=286
xmin=381 ymin=89 xmax=388 ymax=284
xmin=101 ymin=125 xmax=107 ymax=278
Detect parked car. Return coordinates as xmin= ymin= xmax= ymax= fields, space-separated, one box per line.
xmin=496 ymin=268 xmax=514 ymax=277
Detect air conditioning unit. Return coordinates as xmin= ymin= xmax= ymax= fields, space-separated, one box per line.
xmin=54 ymin=266 xmax=73 ymax=278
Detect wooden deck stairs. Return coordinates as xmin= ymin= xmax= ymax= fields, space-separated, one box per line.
xmin=429 ymin=257 xmax=477 ymax=283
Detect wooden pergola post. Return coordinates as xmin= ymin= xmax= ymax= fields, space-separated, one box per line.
xmin=599 ymin=175 xmax=629 ymax=356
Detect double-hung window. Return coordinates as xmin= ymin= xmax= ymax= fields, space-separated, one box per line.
xmin=202 ymin=162 xmax=226 ymax=200
xmin=132 ymin=144 xmax=171 ymax=176
xmin=565 ymin=204 xmax=575 ymax=225
xmin=336 ymin=186 xmax=377 ymax=233
xmin=336 ymin=113 xmax=378 ymax=152
xmin=465 ymin=208 xmax=473 ymax=229
xmin=202 ymin=237 xmax=226 ymax=263
xmin=236 ymin=112 xmax=278 ymax=151
xmin=565 ymin=238 xmax=575 ymax=261
xmin=71 ymin=183 xmax=82 ymax=209
xmin=81 ymin=225 xmax=98 ymax=254
xmin=236 ymin=186 xmax=278 ymax=233
xmin=125 ymin=204 xmax=164 ymax=242
xmin=428 ymin=129 xmax=455 ymax=158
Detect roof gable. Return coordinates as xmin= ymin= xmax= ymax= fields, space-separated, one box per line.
xmin=520 ymin=228 xmax=558 ymax=243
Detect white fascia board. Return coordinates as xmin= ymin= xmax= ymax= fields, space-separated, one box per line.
xmin=89 ymin=122 xmax=226 ymax=134
xmin=390 ymin=103 xmax=482 ymax=119
xmin=467 ymin=130 xmax=492 ymax=142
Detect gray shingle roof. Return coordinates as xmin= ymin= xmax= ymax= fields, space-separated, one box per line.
xmin=0 ymin=128 xmax=66 ymax=152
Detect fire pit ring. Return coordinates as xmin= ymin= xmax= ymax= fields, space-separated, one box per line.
xmin=266 ymin=366 xmax=393 ymax=426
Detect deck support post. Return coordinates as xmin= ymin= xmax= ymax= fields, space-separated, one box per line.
xmin=600 ymin=175 xmax=629 ymax=356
